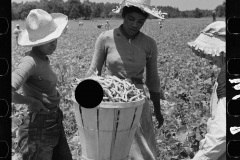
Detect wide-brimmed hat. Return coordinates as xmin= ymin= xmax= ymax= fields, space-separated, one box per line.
xmin=187 ymin=21 xmax=225 ymax=61
xmin=18 ymin=9 xmax=68 ymax=47
xmin=111 ymin=0 xmax=167 ymax=19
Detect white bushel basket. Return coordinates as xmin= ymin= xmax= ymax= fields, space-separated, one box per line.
xmin=72 ymin=96 xmax=145 ymax=160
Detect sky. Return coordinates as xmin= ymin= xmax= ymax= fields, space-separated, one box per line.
xmin=12 ymin=0 xmax=225 ymax=11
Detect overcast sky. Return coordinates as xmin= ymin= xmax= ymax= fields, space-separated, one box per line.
xmin=12 ymin=0 xmax=224 ymax=11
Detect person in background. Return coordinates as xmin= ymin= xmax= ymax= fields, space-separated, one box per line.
xmin=13 ymin=24 xmax=22 ymax=50
xmin=85 ymin=0 xmax=166 ymax=159
xmin=105 ymin=20 xmax=111 ymax=30
xmin=159 ymin=21 xmax=163 ymax=29
xmin=212 ymin=10 xmax=216 ymax=22
xmin=12 ymin=9 xmax=72 ymax=160
xmin=158 ymin=14 xmax=166 ymax=29
xmin=188 ymin=21 xmax=226 ymax=160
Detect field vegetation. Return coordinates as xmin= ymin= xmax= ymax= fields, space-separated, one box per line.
xmin=12 ymin=17 xmax=224 ymax=160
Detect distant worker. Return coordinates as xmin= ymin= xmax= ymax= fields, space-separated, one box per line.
xmin=105 ymin=20 xmax=111 ymax=30
xmin=79 ymin=22 xmax=83 ymax=27
xmin=13 ymin=24 xmax=22 ymax=50
xmin=159 ymin=14 xmax=166 ymax=29
xmin=159 ymin=21 xmax=163 ymax=29
xmin=212 ymin=10 xmax=216 ymax=22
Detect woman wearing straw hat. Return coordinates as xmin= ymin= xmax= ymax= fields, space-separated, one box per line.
xmin=187 ymin=21 xmax=226 ymax=160
xmin=12 ymin=9 xmax=72 ymax=160
xmin=85 ymin=0 xmax=167 ymax=159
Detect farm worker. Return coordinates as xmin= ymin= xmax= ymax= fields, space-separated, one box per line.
xmin=187 ymin=21 xmax=226 ymax=160
xmin=11 ymin=9 xmax=72 ymax=160
xmin=79 ymin=21 xmax=83 ymax=27
xmin=13 ymin=24 xmax=22 ymax=50
xmin=159 ymin=21 xmax=163 ymax=29
xmin=105 ymin=20 xmax=111 ymax=30
xmin=212 ymin=10 xmax=216 ymax=22
xmin=85 ymin=0 xmax=167 ymax=159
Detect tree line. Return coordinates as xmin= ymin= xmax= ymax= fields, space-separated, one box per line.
xmin=12 ymin=0 xmax=225 ymax=20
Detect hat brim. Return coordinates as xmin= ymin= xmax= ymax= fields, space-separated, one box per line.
xmin=111 ymin=1 xmax=166 ymax=19
xmin=18 ymin=13 xmax=68 ymax=47
xmin=187 ymin=33 xmax=226 ymax=60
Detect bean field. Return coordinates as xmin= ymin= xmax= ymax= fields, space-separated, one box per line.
xmin=12 ymin=17 xmax=224 ymax=160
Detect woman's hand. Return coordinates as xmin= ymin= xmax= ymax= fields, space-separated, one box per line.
xmin=155 ymin=111 xmax=164 ymax=128
xmin=12 ymin=88 xmax=49 ymax=122
xmin=153 ymin=100 xmax=164 ymax=128
xmin=29 ymin=98 xmax=49 ymax=122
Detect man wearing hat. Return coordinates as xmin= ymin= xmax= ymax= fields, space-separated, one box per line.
xmin=85 ymin=0 xmax=167 ymax=159
xmin=188 ymin=21 xmax=226 ymax=160
xmin=12 ymin=9 xmax=72 ymax=160
xmin=13 ymin=24 xmax=22 ymax=50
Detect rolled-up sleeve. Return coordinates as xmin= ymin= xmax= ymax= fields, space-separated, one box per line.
xmin=145 ymin=39 xmax=160 ymax=93
xmin=12 ymin=56 xmax=36 ymax=91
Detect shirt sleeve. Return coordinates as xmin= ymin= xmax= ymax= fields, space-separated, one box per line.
xmin=85 ymin=32 xmax=107 ymax=77
xmin=12 ymin=56 xmax=36 ymax=91
xmin=145 ymin=39 xmax=160 ymax=93
xmin=13 ymin=29 xmax=20 ymax=35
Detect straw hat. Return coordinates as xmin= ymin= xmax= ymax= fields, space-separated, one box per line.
xmin=111 ymin=0 xmax=167 ymax=19
xmin=18 ymin=9 xmax=68 ymax=47
xmin=187 ymin=21 xmax=226 ymax=61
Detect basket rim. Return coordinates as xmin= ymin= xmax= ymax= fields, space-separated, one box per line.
xmin=72 ymin=94 xmax=145 ymax=108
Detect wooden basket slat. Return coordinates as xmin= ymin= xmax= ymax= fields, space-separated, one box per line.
xmin=98 ymin=108 xmax=115 ymax=159
xmin=112 ymin=107 xmax=136 ymax=159
xmin=131 ymin=103 xmax=144 ymax=130
xmin=74 ymin=104 xmax=87 ymax=156
xmin=82 ymin=107 xmax=99 ymax=159
xmin=72 ymin=95 xmax=145 ymax=160
xmin=123 ymin=104 xmax=144 ymax=157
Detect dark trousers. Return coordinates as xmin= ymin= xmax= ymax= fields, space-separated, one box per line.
xmin=16 ymin=108 xmax=72 ymax=160
xmin=213 ymin=16 xmax=216 ymax=22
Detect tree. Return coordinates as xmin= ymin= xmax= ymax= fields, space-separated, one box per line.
xmin=82 ymin=3 xmax=92 ymax=19
xmin=12 ymin=2 xmax=21 ymax=20
xmin=194 ymin=8 xmax=202 ymax=18
xmin=11 ymin=0 xmax=225 ymax=20
xmin=215 ymin=1 xmax=225 ymax=17
xmin=91 ymin=3 xmax=103 ymax=18
xmin=18 ymin=2 xmax=38 ymax=20
xmin=69 ymin=5 xmax=80 ymax=19
xmin=51 ymin=1 xmax=64 ymax=13
xmin=102 ymin=2 xmax=115 ymax=18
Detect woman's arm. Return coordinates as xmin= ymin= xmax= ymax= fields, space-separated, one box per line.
xmin=12 ymin=87 xmax=35 ymax=105
xmin=146 ymin=39 xmax=160 ymax=94
xmin=12 ymin=87 xmax=49 ymax=112
xmin=85 ymin=33 xmax=107 ymax=77
xmin=12 ymin=56 xmax=49 ymax=112
xmin=146 ymin=39 xmax=163 ymax=128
